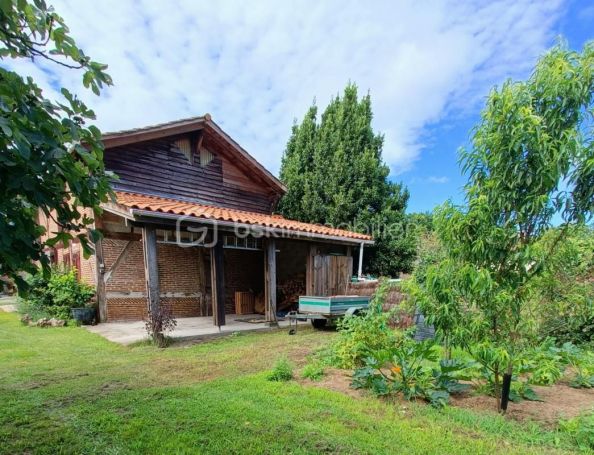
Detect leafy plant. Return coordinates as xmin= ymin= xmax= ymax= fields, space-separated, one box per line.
xmin=0 ymin=0 xmax=113 ymax=289
xmin=267 ymin=357 xmax=294 ymax=382
xmin=530 ymin=226 xmax=594 ymax=344
xmin=20 ymin=267 xmax=94 ymax=320
xmin=144 ymin=305 xmax=177 ymax=348
xmin=509 ymin=381 xmax=541 ymax=403
xmin=352 ymin=337 xmax=472 ymax=408
xmin=301 ymin=361 xmax=325 ymax=381
xmin=331 ymin=280 xmax=400 ymax=368
xmin=46 ymin=268 xmax=95 ymax=320
xmin=405 ymin=41 xmax=594 ymax=412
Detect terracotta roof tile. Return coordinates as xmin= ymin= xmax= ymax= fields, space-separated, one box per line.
xmin=113 ymin=191 xmax=372 ymax=241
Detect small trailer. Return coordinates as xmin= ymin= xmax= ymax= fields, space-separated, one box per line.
xmin=287 ymin=295 xmax=370 ymax=332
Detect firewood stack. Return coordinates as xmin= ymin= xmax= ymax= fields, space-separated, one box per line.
xmin=277 ymin=278 xmax=305 ymax=312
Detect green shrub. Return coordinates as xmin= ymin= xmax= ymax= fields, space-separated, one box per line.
xmin=21 ymin=267 xmax=95 ymax=321
xmin=46 ymin=268 xmax=95 ymax=320
xmin=22 ymin=272 xmax=52 ymax=309
xmin=17 ymin=297 xmax=52 ymax=320
xmin=267 ymin=357 xmax=294 ymax=382
xmin=530 ymin=226 xmax=594 ymax=345
xmin=331 ymin=280 xmax=401 ymax=369
xmin=301 ymin=361 xmax=325 ymax=381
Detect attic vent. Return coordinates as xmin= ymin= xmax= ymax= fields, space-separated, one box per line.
xmin=174 ymin=138 xmax=192 ymax=163
xmin=200 ymin=147 xmax=214 ymax=166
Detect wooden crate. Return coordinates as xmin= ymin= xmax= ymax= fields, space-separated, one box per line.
xmin=235 ymin=291 xmax=255 ymax=315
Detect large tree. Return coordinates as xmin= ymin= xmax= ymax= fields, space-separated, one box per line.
xmin=409 ymin=42 xmax=594 ymax=412
xmin=0 ymin=0 xmax=112 ymax=289
xmin=279 ymin=84 xmax=415 ymax=276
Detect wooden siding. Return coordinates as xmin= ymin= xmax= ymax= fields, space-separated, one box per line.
xmin=307 ymin=254 xmax=352 ymax=296
xmin=104 ymin=137 xmax=277 ymax=214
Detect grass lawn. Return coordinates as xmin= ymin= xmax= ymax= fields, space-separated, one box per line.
xmin=0 ymin=311 xmax=585 ymax=454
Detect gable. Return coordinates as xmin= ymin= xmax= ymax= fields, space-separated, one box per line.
xmin=102 ymin=115 xmax=285 ymax=194
xmin=103 ymin=131 xmax=281 ymax=214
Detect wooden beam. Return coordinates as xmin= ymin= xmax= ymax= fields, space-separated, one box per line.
xmin=142 ymin=225 xmax=160 ymax=314
xmin=211 ymin=237 xmax=226 ymax=326
xmin=103 ymin=120 xmax=206 ymax=148
xmin=265 ymin=238 xmax=278 ymax=326
xmin=103 ymin=240 xmax=133 ymax=283
xmin=95 ymin=238 xmax=107 ymax=322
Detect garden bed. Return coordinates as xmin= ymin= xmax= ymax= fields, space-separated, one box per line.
xmin=303 ymin=368 xmax=594 ymax=427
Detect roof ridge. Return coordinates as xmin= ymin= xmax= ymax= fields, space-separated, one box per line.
xmin=103 ymin=114 xmax=210 ymax=137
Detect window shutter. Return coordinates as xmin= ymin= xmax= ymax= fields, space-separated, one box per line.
xmin=200 ymin=147 xmax=214 ymax=166
xmin=174 ymin=138 xmax=192 ymax=163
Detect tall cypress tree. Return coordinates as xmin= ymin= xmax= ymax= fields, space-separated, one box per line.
xmin=279 ymin=83 xmax=416 ymax=276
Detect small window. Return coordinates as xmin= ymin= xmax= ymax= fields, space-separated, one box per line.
xmin=176 ymin=231 xmax=193 ymax=243
xmin=156 ymin=229 xmax=167 ymax=241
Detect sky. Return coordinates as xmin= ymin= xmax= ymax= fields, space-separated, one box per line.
xmin=5 ymin=0 xmax=594 ymax=213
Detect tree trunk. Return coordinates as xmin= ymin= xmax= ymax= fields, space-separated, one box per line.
xmin=494 ymin=364 xmax=502 ymax=413
xmin=444 ymin=336 xmax=451 ymax=360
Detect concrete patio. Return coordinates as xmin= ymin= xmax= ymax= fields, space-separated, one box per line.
xmin=85 ymin=314 xmax=307 ymax=345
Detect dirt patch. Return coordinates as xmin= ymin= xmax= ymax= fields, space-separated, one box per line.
xmin=300 ymin=368 xmax=364 ymax=399
xmin=307 ymin=368 xmax=594 ymax=427
xmin=451 ymin=383 xmax=594 ymax=427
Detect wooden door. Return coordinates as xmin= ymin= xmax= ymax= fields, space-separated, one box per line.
xmin=309 ymin=254 xmax=352 ymax=296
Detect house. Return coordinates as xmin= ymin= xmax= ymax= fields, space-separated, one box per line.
xmin=38 ymin=115 xmax=373 ymax=325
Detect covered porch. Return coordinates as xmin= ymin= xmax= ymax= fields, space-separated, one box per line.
xmin=95 ymin=191 xmax=373 ymax=328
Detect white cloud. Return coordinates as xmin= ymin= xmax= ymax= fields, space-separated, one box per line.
xmin=409 ymin=176 xmax=450 ymax=184
xmin=3 ymin=0 xmax=564 ymax=175
xmin=427 ymin=176 xmax=450 ymax=184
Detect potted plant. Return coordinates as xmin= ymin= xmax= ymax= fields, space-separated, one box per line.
xmin=71 ymin=301 xmax=97 ymax=325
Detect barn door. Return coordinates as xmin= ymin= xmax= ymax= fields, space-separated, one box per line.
xmin=310 ymin=254 xmax=352 ymax=296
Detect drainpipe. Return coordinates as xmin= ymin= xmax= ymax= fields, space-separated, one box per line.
xmin=358 ymin=242 xmax=364 ymax=279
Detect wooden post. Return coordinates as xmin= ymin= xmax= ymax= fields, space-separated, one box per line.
xmin=142 ymin=225 xmax=160 ymax=314
xmin=305 ymin=244 xmax=317 ymax=296
xmin=211 ymin=237 xmax=226 ymax=327
xmin=357 ymin=242 xmax=364 ymax=279
xmin=95 ymin=237 xmax=107 ymax=322
xmin=264 ymin=238 xmax=277 ymax=326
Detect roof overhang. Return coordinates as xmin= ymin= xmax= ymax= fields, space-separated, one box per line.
xmin=101 ymin=203 xmax=374 ymax=246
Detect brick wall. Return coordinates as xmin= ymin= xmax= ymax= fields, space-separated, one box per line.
xmin=158 ymin=244 xmax=204 ymax=318
xmin=51 ymin=242 xmax=95 ymax=286
xmin=104 ymin=239 xmax=146 ymax=293
xmin=103 ymin=239 xmax=208 ymax=321
xmin=103 ymin=238 xmax=147 ymax=321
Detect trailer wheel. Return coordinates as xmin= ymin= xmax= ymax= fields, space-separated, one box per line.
xmin=311 ymin=319 xmax=327 ymax=329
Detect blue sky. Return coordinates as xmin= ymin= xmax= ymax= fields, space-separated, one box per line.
xmin=5 ymin=0 xmax=593 ymax=213
xmin=404 ymin=0 xmax=594 ymax=213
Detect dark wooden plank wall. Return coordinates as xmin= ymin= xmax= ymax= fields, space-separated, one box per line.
xmin=309 ymin=254 xmax=352 ymax=296
xmin=104 ymin=137 xmax=276 ymax=213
